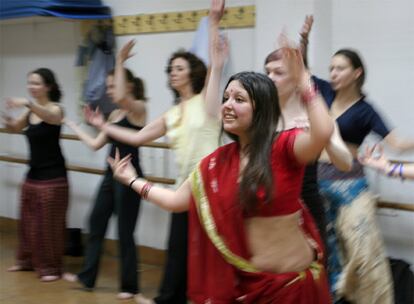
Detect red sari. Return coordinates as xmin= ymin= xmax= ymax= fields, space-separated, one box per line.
xmin=188 ymin=129 xmax=331 ymax=303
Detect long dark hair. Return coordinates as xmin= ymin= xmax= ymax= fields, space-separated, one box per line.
xmin=223 ymin=72 xmax=281 ymax=212
xmin=334 ymin=49 xmax=366 ymax=93
xmin=30 ymin=68 xmax=62 ymax=102
xmin=166 ymin=51 xmax=207 ymax=103
xmin=107 ymin=68 xmax=147 ymax=101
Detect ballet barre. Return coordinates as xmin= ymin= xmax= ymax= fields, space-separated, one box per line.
xmin=1 ymin=155 xmax=413 ymax=211
xmin=0 ymin=128 xmax=170 ymax=149
xmin=0 ymin=155 xmax=175 ymax=185
xmin=1 ymin=128 xmax=413 ymax=210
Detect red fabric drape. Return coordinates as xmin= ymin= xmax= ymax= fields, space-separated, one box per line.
xmin=188 ymin=130 xmax=331 ymax=303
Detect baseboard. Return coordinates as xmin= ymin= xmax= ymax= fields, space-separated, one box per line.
xmin=0 ymin=216 xmax=166 ymax=266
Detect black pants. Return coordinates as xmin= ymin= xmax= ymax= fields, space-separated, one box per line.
xmin=78 ymin=170 xmax=141 ymax=294
xmin=154 ymin=212 xmax=188 ymax=304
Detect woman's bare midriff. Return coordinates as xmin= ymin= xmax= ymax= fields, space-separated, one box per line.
xmin=244 ymin=211 xmax=314 ymax=273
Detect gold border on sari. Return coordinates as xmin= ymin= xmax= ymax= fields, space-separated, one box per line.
xmin=190 ymin=165 xmax=259 ymax=273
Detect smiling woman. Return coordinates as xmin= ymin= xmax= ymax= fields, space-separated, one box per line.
xmin=222 ymin=80 xmax=254 ymax=139
xmin=107 ymin=29 xmax=334 ymax=301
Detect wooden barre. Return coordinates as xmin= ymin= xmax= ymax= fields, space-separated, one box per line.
xmin=0 ymin=128 xmax=170 ymax=149
xmin=1 ymin=156 xmax=413 ymax=211
xmin=3 ymin=128 xmax=413 ymax=163
xmin=376 ymin=201 xmax=414 ymax=212
xmin=0 ymin=155 xmax=176 ymax=185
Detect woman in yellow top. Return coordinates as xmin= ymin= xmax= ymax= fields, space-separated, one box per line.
xmin=85 ymin=2 xmax=226 ymax=302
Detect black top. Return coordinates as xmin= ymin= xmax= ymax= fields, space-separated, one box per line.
xmin=108 ymin=116 xmax=144 ymax=177
xmin=301 ymin=163 xmax=320 ymax=199
xmin=24 ymin=117 xmax=66 ymax=180
xmin=313 ymin=76 xmax=391 ymax=145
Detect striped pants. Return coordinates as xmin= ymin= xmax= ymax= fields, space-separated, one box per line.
xmin=16 ymin=177 xmax=69 ymax=277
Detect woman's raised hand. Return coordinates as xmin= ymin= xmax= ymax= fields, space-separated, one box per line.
xmin=278 ymin=33 xmax=309 ymax=90
xmin=117 ymin=39 xmax=136 ymax=63
xmin=83 ymin=105 xmax=106 ymax=128
xmin=107 ymin=148 xmax=137 ymax=186
xmin=209 ymin=0 xmax=225 ymax=25
xmin=359 ymin=145 xmax=390 ymax=172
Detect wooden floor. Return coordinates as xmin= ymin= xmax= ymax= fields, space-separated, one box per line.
xmin=0 ymin=218 xmax=163 ymax=304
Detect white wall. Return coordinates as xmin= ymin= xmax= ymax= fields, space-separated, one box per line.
xmin=0 ymin=0 xmax=413 ymax=262
xmin=0 ymin=0 xmax=254 ymax=250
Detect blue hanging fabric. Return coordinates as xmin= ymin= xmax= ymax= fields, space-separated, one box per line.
xmin=0 ymin=0 xmax=111 ymax=20
xmin=82 ymin=24 xmax=117 ymax=116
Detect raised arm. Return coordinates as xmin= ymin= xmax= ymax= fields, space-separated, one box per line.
xmin=87 ymin=107 xmax=166 ymax=147
xmin=201 ymin=0 xmax=227 ymax=119
xmin=108 ymin=149 xmax=191 ymax=212
xmin=6 ymin=97 xmax=63 ymax=125
xmin=114 ymin=40 xmax=135 ymax=105
xmin=299 ymin=15 xmax=313 ymax=68
xmin=205 ymin=0 xmax=228 ymax=119
xmin=280 ymin=46 xmax=333 ymax=163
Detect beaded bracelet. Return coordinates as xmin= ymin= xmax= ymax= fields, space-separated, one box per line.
xmin=140 ymin=182 xmax=153 ymax=200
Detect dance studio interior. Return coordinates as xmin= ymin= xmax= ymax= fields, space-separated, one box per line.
xmin=1 ymin=0 xmax=413 ymax=303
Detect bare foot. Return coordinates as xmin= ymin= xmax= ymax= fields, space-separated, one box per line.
xmin=40 ymin=275 xmax=60 ymax=282
xmin=63 ymin=273 xmax=92 ymax=291
xmin=117 ymin=292 xmax=135 ymax=300
xmin=135 ymin=294 xmax=155 ymax=304
xmin=7 ymin=265 xmax=32 ymax=272
xmin=62 ymin=272 xmax=78 ymax=282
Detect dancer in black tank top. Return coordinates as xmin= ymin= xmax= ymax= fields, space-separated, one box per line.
xmin=4 ymin=68 xmax=68 ymax=282
xmin=62 ymin=69 xmax=147 ymax=300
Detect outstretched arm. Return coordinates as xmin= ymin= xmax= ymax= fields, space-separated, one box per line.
xmin=108 ymin=149 xmax=191 ymax=212
xmin=6 ymin=97 xmax=63 ymax=125
xmin=383 ymin=130 xmax=414 ymax=152
xmin=86 ymin=107 xmax=166 ymax=147
xmin=64 ymin=117 xmax=107 ymax=151
xmin=359 ymin=145 xmax=414 ymax=180
xmin=2 ymin=109 xmax=29 ymax=132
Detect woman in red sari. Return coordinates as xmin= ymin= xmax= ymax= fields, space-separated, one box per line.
xmin=108 ymin=38 xmax=333 ymax=303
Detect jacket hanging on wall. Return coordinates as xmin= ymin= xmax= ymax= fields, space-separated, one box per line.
xmin=78 ymin=24 xmax=116 ymax=116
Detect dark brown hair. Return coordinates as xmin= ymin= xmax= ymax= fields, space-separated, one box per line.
xmin=30 ymin=68 xmax=62 ymax=102
xmin=223 ymin=72 xmax=281 ymax=212
xmin=334 ymin=49 xmax=366 ymax=93
xmin=166 ymin=51 xmax=207 ymax=103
